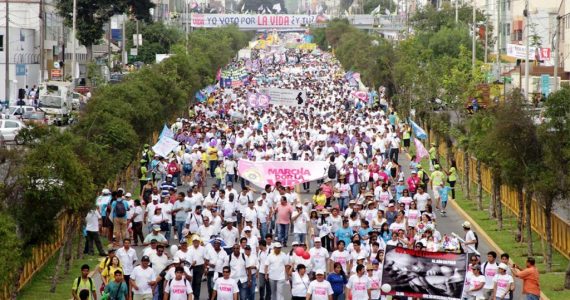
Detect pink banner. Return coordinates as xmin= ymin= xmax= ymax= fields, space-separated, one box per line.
xmin=237 ymin=159 xmax=329 ymax=188
xmin=414 ymin=138 xmax=429 ymax=163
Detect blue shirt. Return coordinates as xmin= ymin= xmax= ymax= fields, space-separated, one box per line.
xmin=111 ymin=199 xmax=130 ymax=219
xmin=335 ymin=227 xmax=353 ymax=246
xmin=327 ymin=273 xmax=347 ymax=295
xmin=359 ymin=228 xmax=372 ymax=238
xmin=440 ymin=186 xmax=451 ymax=202
xmin=395 ymin=185 xmax=405 ymax=201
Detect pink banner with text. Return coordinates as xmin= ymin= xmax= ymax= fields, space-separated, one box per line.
xmin=237 ymin=159 xmax=329 ymax=188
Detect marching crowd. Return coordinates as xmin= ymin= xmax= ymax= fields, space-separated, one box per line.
xmin=77 ymin=37 xmax=540 ymax=300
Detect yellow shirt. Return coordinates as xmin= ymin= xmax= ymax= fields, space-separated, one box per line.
xmin=101 ymin=265 xmax=123 ymax=284
xmin=313 ymin=194 xmax=326 ymax=207
xmin=201 ymin=152 xmax=209 ymax=165
xmin=207 ymin=146 xmax=218 ymax=160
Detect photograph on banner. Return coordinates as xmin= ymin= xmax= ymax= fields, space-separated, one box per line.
xmin=237 ymin=159 xmax=328 ymax=188
xmin=258 ymin=87 xmax=306 ymax=106
xmin=381 ymin=246 xmax=467 ymax=300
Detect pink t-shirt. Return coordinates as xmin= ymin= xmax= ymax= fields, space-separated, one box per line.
xmin=276 ymin=204 xmax=293 ymax=224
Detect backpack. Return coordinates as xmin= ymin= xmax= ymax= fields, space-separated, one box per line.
xmin=75 ymin=276 xmax=93 ymax=295
xmin=115 ymin=200 xmax=127 ymax=218
xmin=328 ymin=163 xmax=337 ymax=179
xmin=421 ymin=171 xmax=429 ymax=184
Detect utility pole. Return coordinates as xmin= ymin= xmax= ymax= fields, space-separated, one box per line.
xmin=107 ymin=22 xmax=111 ymax=69
xmin=5 ymin=0 xmax=10 ymax=104
xmin=136 ymin=19 xmax=139 ymax=51
xmin=484 ymin=17 xmax=488 ymax=63
xmin=122 ymin=16 xmax=126 ymax=65
xmin=455 ymin=0 xmax=459 ymax=24
xmin=496 ymin=0 xmax=501 ymax=81
xmin=71 ymin=0 xmax=76 ymax=82
xmin=553 ymin=15 xmax=561 ymax=93
xmin=472 ymin=0 xmax=476 ymax=71
xmin=39 ymin=0 xmax=45 ymax=82
xmin=524 ymin=0 xmax=530 ymax=101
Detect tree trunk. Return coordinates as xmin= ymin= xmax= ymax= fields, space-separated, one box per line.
xmin=525 ymin=190 xmax=533 ymax=256
xmin=50 ymin=233 xmax=70 ymax=292
xmin=76 ymin=220 xmax=84 ymax=260
xmin=490 ymin=173 xmax=497 ymax=219
xmin=516 ymin=188 xmax=524 ymax=242
xmin=544 ymin=202 xmax=553 ymax=272
xmin=464 ymin=152 xmax=471 ymax=200
xmin=64 ymin=224 xmax=76 ymax=275
xmin=476 ymin=160 xmax=483 ymax=210
xmin=495 ymin=176 xmax=503 ymax=230
xmin=445 ymin=138 xmax=453 ymax=167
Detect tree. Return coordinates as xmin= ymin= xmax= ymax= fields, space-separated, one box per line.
xmin=125 ymin=21 xmax=182 ymax=64
xmin=363 ymin=0 xmax=393 ymax=14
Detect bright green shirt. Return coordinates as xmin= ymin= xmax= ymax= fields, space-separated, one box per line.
xmin=448 ymin=167 xmax=457 ymax=182
xmin=72 ymin=277 xmax=95 ymax=300
xmin=429 ymin=147 xmax=437 ymax=160
xmin=431 ymin=170 xmax=445 ymax=186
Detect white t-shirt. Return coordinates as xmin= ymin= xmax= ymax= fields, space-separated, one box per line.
xmin=130 ymin=265 xmax=156 ymax=294
xmin=116 ymin=247 xmax=137 ymax=275
xmin=309 ymin=247 xmax=329 ymax=271
xmin=213 ymin=277 xmax=239 ymax=300
xmin=469 ymin=274 xmax=486 ymax=298
xmin=346 ymin=274 xmax=371 ymax=299
xmin=164 ymin=278 xmax=193 ymax=300
xmin=220 ymin=227 xmax=239 ymax=248
xmin=265 ymin=252 xmax=290 ymax=281
xmin=407 ymin=209 xmax=420 ymax=227
xmin=330 ymin=250 xmax=350 ymax=273
xmin=132 ymin=206 xmax=144 ymax=223
xmin=307 ymin=280 xmax=334 ymax=300
xmin=291 ymin=272 xmax=311 ymax=297
xmin=413 ymin=193 xmax=431 ymax=211
xmin=483 ymin=262 xmax=499 ymax=289
xmin=493 ymin=274 xmax=514 ymax=299
xmin=293 ymin=211 xmax=309 ymax=234
xmin=464 ymin=230 xmax=477 ymax=253
xmin=85 ymin=210 xmax=100 ymax=232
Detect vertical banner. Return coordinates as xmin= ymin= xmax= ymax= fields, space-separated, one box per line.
xmin=414 ymin=138 xmax=429 ymax=163
xmin=541 ymin=74 xmax=550 ymax=97
xmin=381 ymin=246 xmax=467 ymax=299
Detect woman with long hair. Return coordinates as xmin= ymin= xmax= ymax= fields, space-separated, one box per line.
xmin=326 ymin=262 xmax=348 ymax=300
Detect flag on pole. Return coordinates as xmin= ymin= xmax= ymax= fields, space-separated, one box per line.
xmin=409 ymin=119 xmax=427 ymax=139
xmin=414 ymin=138 xmax=429 ymax=163
xmin=159 ymin=124 xmax=174 ymax=140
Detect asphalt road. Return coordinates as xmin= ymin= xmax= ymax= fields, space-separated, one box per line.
xmin=88 ymin=150 xmax=523 ymax=300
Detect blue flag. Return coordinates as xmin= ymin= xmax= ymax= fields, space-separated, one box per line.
xmin=409 ymin=119 xmax=427 ymax=140
xmin=159 ymin=124 xmax=174 ymax=140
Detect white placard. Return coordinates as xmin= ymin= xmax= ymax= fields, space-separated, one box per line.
xmin=259 ymin=87 xmax=306 ymax=107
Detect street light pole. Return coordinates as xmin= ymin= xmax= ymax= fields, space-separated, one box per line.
xmin=524 ymin=0 xmax=530 ymax=102
xmin=71 ymin=0 xmax=76 ymax=82
xmin=553 ymin=15 xmax=562 ymax=93
xmin=472 ymin=0 xmax=476 ymax=71
xmin=4 ymin=0 xmax=10 ymax=103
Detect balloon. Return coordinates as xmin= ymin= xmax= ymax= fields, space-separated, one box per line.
xmin=170 ymin=245 xmax=179 ymax=256
xmin=340 ymin=148 xmax=349 ymax=155
xmin=209 ymin=139 xmax=217 ymax=147
xmin=223 ymin=148 xmax=233 ymax=157
xmin=381 ymin=283 xmax=391 ymax=293
xmin=294 ymin=247 xmax=305 ymax=256
xmin=302 ymin=251 xmax=310 ymax=260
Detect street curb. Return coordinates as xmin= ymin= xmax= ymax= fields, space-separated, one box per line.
xmin=449 ymin=200 xmax=550 ymax=300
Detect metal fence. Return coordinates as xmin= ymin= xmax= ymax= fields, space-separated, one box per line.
xmin=432 ymin=131 xmax=570 ymax=259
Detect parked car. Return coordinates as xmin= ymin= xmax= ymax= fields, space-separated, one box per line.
xmin=0 ymin=119 xmax=26 ymax=143
xmin=22 ymin=111 xmax=48 ymax=125
xmin=1 ymin=105 xmax=38 ymax=119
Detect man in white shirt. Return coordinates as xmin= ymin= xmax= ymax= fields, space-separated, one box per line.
xmin=225 ymin=158 xmax=237 ymax=184
xmin=307 ymin=270 xmax=335 ymax=300
xmin=462 ymin=221 xmax=478 ymax=254
xmin=205 ymin=238 xmax=229 ymax=299
xmin=130 ymin=255 xmax=156 ymax=300
xmin=264 ymin=242 xmax=291 ymax=300
xmin=163 ymin=266 xmax=193 ymax=300
xmin=292 ymin=204 xmax=309 ymax=244
xmin=220 ymin=222 xmax=240 ymax=255
xmin=212 ymin=266 xmax=240 ymax=300
xmin=85 ymin=209 xmax=106 ymax=256
xmin=116 ymin=239 xmax=138 ymax=290
xmin=228 ymin=244 xmax=248 ymax=299
xmin=257 ymin=240 xmax=271 ymax=300
xmin=149 ymin=245 xmax=169 ymax=276
xmin=309 ymin=238 xmax=330 ymax=274
xmin=256 ymin=196 xmax=271 ymax=239
xmin=413 ymin=187 xmax=431 ymax=212
xmin=346 ymin=264 xmax=371 ymax=300
xmin=188 ymin=236 xmax=208 ymax=300
xmin=197 ymin=217 xmax=216 ymax=241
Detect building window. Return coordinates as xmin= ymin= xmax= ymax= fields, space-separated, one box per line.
xmin=0 ymin=35 xmax=3 ymax=51
xmin=505 ymin=23 xmax=511 ymax=36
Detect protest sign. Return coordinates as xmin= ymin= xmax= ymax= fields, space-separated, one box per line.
xmin=237 ymin=159 xmax=329 ymax=188
xmin=258 ymin=87 xmax=306 ymax=106
xmin=152 ymin=136 xmax=179 ymax=158
xmin=381 ymin=246 xmax=467 ymax=300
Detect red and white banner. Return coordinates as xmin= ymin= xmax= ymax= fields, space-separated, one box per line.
xmin=237 ymin=159 xmax=329 ymax=188
xmin=190 ymin=14 xmax=328 ymax=29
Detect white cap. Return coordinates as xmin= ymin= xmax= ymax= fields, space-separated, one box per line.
xmin=315 ymin=270 xmax=325 ymax=275
xmin=172 ymin=257 xmax=181 ymax=263
xmin=167 ymin=174 xmax=173 ymax=178
xmin=462 ymin=221 xmax=471 ymax=229
xmin=125 ymin=192 xmax=132 ymax=197
xmin=102 ymin=188 xmax=111 ymax=194
xmin=243 ymin=226 xmax=252 ymax=232
xmin=272 ymin=242 xmax=282 ymax=248
xmin=498 ymin=263 xmax=509 ymax=270
xmin=314 ymin=237 xmax=321 ymax=242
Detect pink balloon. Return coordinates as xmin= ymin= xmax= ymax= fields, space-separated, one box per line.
xmin=302 ymin=252 xmax=310 ymax=260
xmin=294 ymin=247 xmax=305 ymax=256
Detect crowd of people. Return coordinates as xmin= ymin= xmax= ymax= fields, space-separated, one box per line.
xmin=77 ymin=34 xmax=541 ymax=300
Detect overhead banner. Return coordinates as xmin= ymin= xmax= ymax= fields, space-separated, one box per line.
xmin=237 ymin=159 xmax=329 ymax=188
xmin=152 ymin=136 xmax=179 ymax=158
xmin=381 ymin=246 xmax=467 ymax=300
xmin=190 ymin=14 xmax=328 ymax=29
xmin=258 ymin=87 xmax=306 ymax=106
xmin=506 ymin=44 xmax=551 ymax=60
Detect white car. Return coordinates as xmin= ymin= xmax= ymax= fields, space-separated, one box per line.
xmin=0 ymin=119 xmax=26 ymax=142
xmin=1 ymin=106 xmax=38 ymax=119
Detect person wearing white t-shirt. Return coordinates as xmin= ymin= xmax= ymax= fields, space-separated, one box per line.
xmin=130 ymin=256 xmax=156 ymax=300
xmin=307 ymin=270 xmax=334 ymax=300
xmin=413 ymin=187 xmax=431 ymax=212
xmin=85 ymin=209 xmax=106 ymax=256
xmin=212 ymin=266 xmax=239 ymax=300
xmin=220 ymin=222 xmax=240 ymax=253
xmin=164 ymin=266 xmax=193 ymax=300
xmin=346 ymin=264 xmax=371 ymax=299
xmin=492 ymin=263 xmax=515 ymax=300
xmin=309 ymin=238 xmax=330 ymax=274
xmin=482 ymin=251 xmax=500 ymax=298
xmin=291 ymin=265 xmax=311 ymax=300
xmin=329 ymin=241 xmax=350 ymax=273
xmin=292 ymin=204 xmax=309 ymax=244
xmin=116 ymin=239 xmax=138 ymax=289
xmin=468 ymin=265 xmax=486 ymax=299
xmin=264 ymin=243 xmax=291 ymax=300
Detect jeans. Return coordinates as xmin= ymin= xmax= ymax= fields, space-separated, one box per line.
xmin=389 ymin=147 xmax=399 ymax=162
xmin=278 ymin=223 xmax=289 ymax=245
xmin=526 ymin=294 xmax=540 ymax=300
xmin=162 ymin=224 xmax=171 ymax=241
xmin=449 ymin=180 xmax=456 ymax=199
xmin=294 ymin=233 xmax=306 ymax=244
xmin=350 ymin=184 xmax=359 ymax=200
xmin=246 ymin=273 xmax=257 ymax=300
xmin=338 ymin=197 xmax=348 ymax=211
xmin=259 ymin=222 xmax=268 ymax=240
xmin=226 ymin=174 xmax=235 ymax=184
xmin=269 ymin=279 xmax=285 ymax=300
xmin=209 ymin=160 xmax=218 ymax=177
xmin=85 ymin=231 xmax=106 ymax=255
xmin=216 ymin=178 xmax=222 ymax=187
xmin=259 ymin=273 xmax=271 ymax=300
xmin=333 ymin=294 xmax=346 ymax=300
xmin=175 ymin=220 xmax=185 ymax=240
xmin=239 ymin=280 xmax=248 ymax=300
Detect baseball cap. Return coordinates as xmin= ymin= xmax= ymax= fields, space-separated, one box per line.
xmin=125 ymin=192 xmax=132 ymax=197
xmin=167 ymin=174 xmax=173 ymax=178
xmin=462 ymin=221 xmax=471 ymax=229
xmin=498 ymin=263 xmax=509 ymax=270
xmin=244 ymin=226 xmax=252 ymax=232
xmin=152 ymin=225 xmax=161 ymax=231
xmin=272 ymin=242 xmax=282 ymax=248
xmin=141 ymin=255 xmax=150 ymax=261
xmin=315 ymin=270 xmax=325 ymax=275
